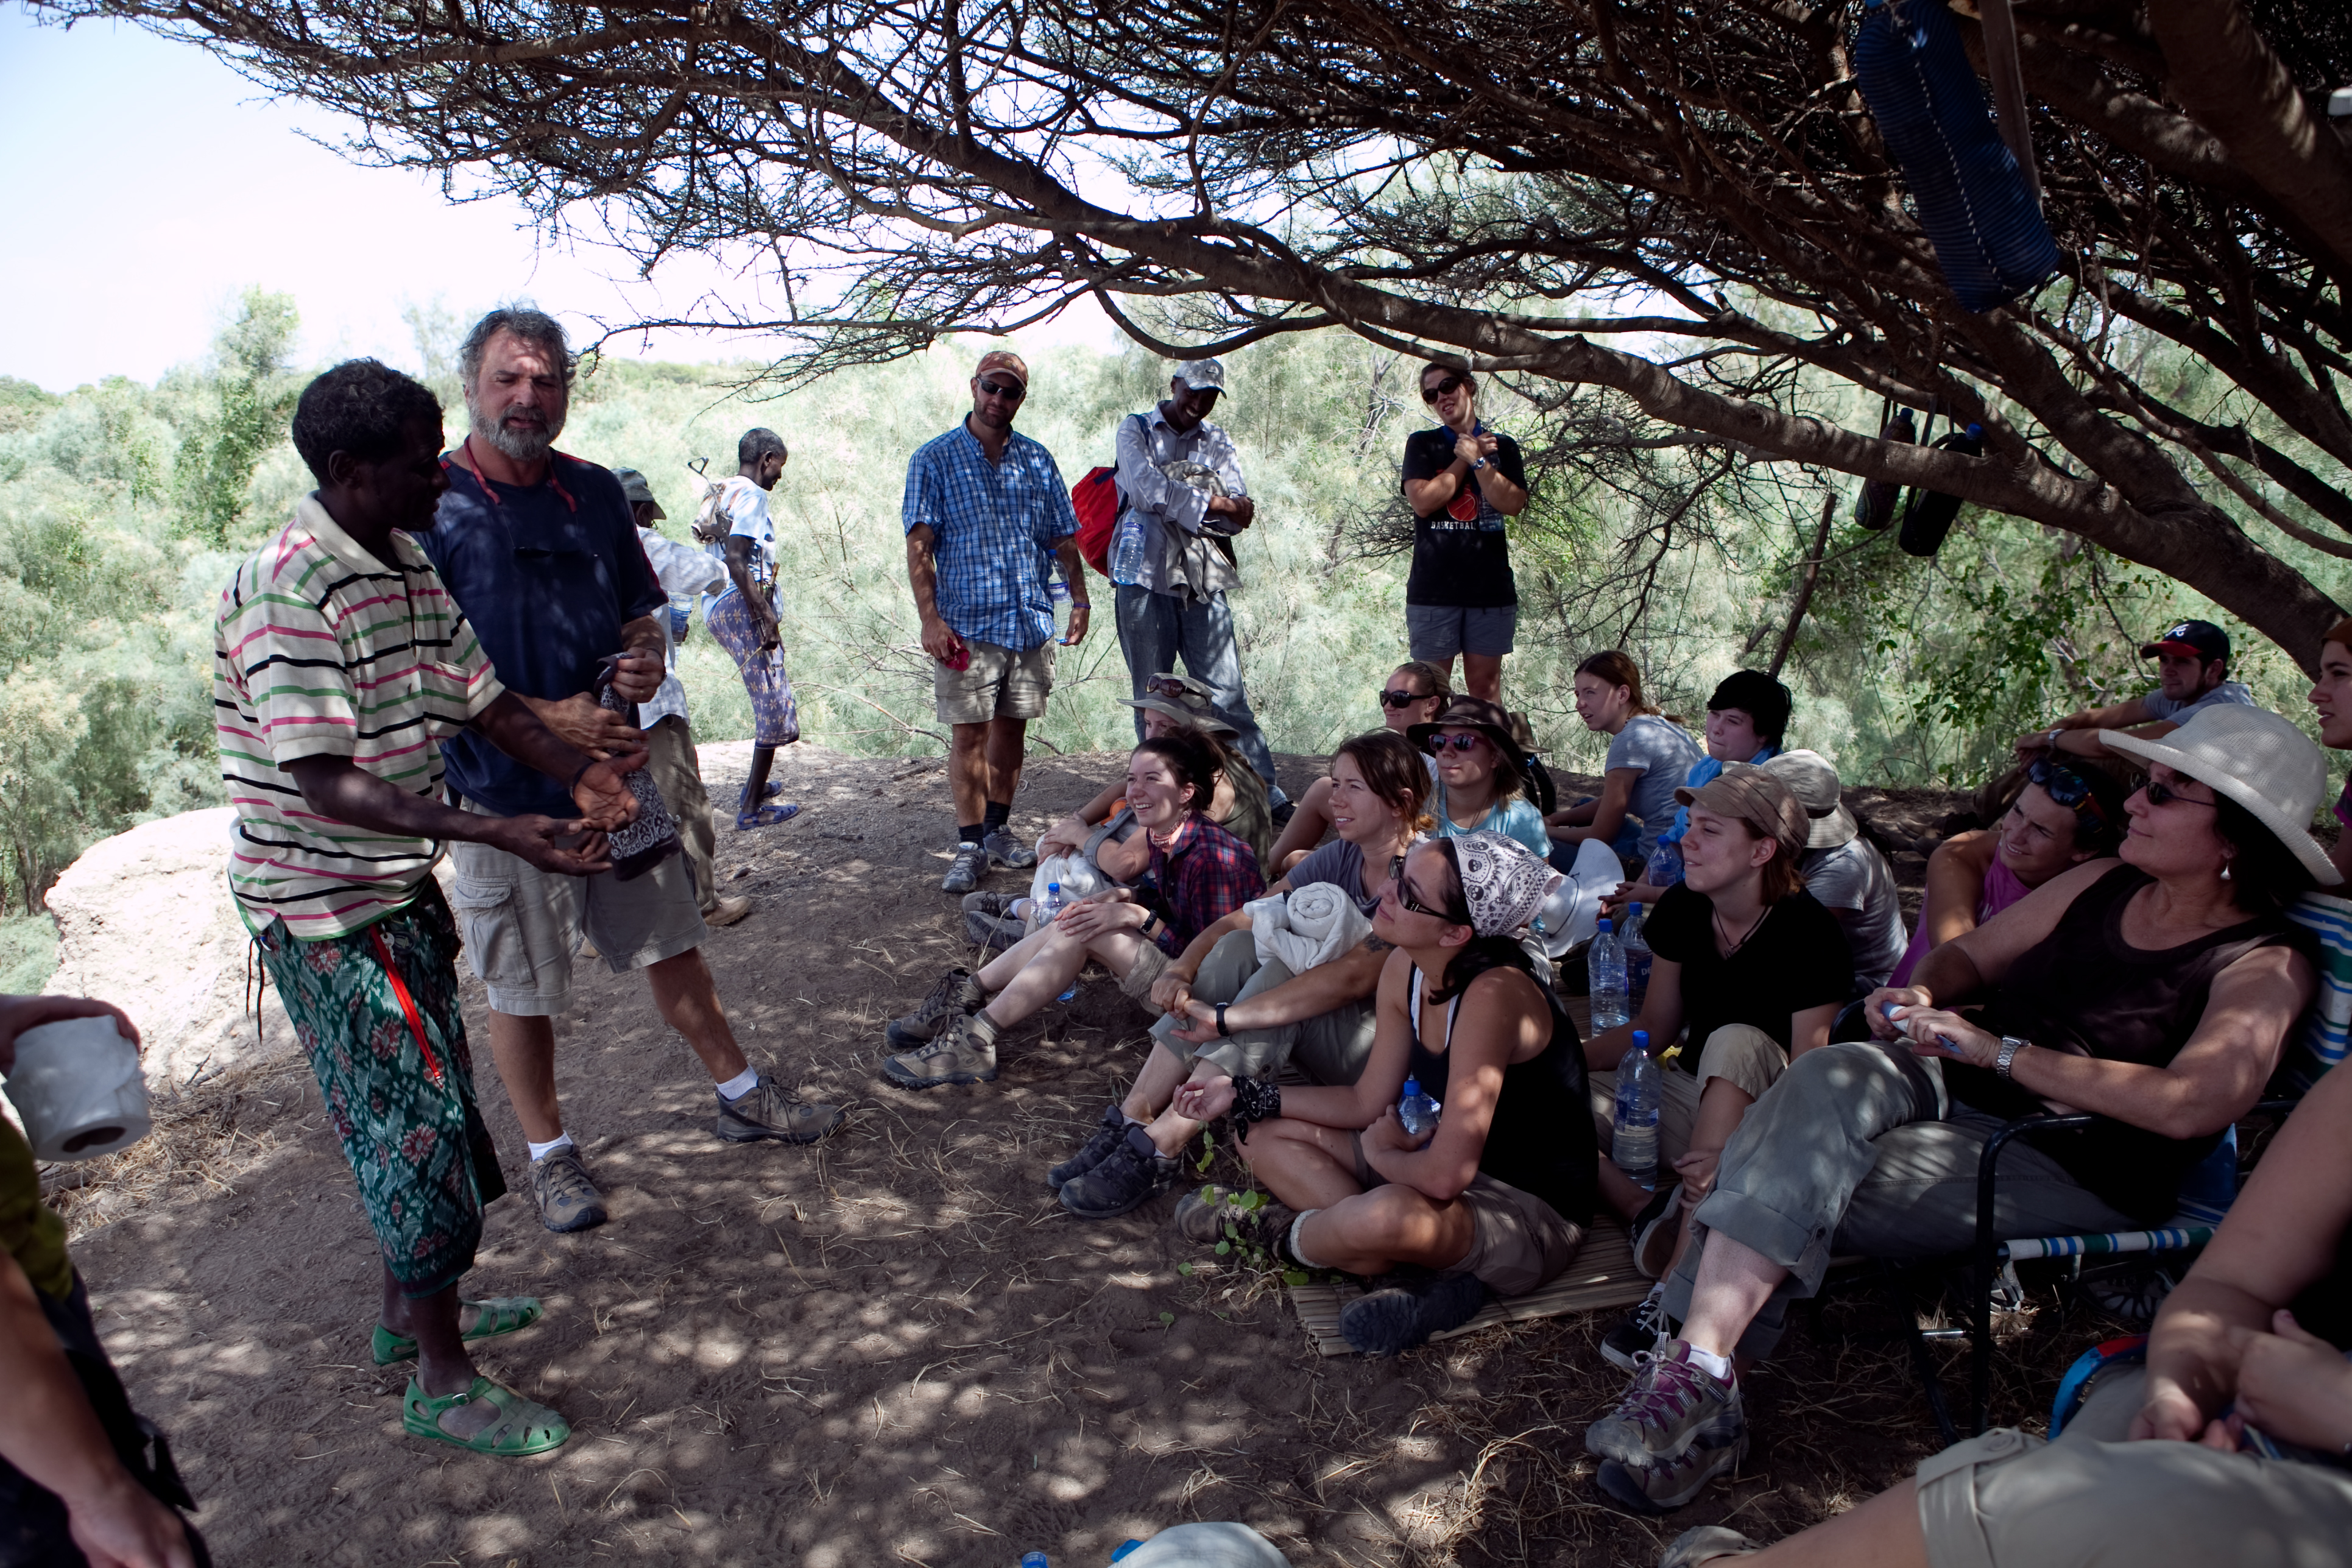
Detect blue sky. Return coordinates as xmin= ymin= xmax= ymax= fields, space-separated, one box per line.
xmin=0 ymin=7 xmax=1110 ymax=390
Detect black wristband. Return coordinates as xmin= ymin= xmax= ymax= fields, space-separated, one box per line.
xmin=1230 ymin=1076 xmax=1282 ymax=1131
xmin=1215 ymin=1002 xmax=1231 ymax=1037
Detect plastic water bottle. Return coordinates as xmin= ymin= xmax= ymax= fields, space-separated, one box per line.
xmin=1644 ymin=839 xmax=1683 ymax=890
xmin=1612 ymin=1029 xmax=1661 ymax=1189
xmin=1399 ymin=1076 xmax=1441 ymax=1138
xmin=1589 ymin=917 xmax=1628 ymax=1032
xmin=1021 ymin=1554 xmax=1050 ymax=1568
xmin=1042 ymin=882 xmax=1079 ymax=1001
xmin=1621 ymin=902 xmax=1653 ymax=1011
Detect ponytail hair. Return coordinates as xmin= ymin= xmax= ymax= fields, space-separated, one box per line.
xmin=1575 ymin=649 xmax=1660 ymax=716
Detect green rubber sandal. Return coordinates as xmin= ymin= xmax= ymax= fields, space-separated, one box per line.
xmin=401 ymin=1375 xmax=571 ymax=1456
xmin=371 ymin=1296 xmax=545 ymax=1366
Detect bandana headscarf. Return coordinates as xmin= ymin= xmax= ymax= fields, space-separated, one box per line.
xmin=1449 ymin=830 xmax=1552 ymax=938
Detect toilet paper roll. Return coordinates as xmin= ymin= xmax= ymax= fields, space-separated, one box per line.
xmin=2 ymin=1014 xmax=152 ymax=1162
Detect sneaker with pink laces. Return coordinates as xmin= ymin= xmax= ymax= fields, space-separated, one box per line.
xmin=1584 ymin=1338 xmax=1742 ymax=1465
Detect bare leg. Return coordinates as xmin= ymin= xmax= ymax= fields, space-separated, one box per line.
xmin=1296 ymin=1184 xmax=1477 ymax=1276
xmin=645 ymin=947 xmax=750 ymax=1083
xmin=1138 ymin=1058 xmax=1227 ymax=1156
xmin=486 ymin=1011 xmax=563 ymax=1144
xmin=948 ymin=721 xmax=991 ymax=825
xmin=1651 ymin=1077 xmax=1758 ymax=1280
xmin=1597 ymin=1155 xmax=1655 ymax=1223
xmin=1679 ymin=1231 xmax=1789 ymax=1360
xmin=1119 ymin=1041 xmax=1196 ymax=1125
xmin=738 ymin=744 xmax=776 ymax=813
xmin=1460 ymin=652 xmax=1504 ymax=705
xmin=379 ymin=1267 xmax=501 ymax=1434
xmin=1746 ymin=1480 xmax=1929 ymax=1568
xmin=976 ymin=921 xmax=1059 ymax=991
xmin=1235 ymin=1117 xmax=1366 ymax=1210
xmin=983 ymin=715 xmax=1029 ymax=811
xmin=976 ymin=929 xmax=1091 ymax=1028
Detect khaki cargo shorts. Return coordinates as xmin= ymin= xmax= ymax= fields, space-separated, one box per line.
xmin=935 ymin=638 xmax=1053 ymax=726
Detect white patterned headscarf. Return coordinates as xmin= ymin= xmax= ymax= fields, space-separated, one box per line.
xmin=1447 ymin=831 xmax=1552 ymax=938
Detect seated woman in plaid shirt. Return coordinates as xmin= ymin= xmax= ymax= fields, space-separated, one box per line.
xmin=881 ymin=729 xmax=1265 ymax=1090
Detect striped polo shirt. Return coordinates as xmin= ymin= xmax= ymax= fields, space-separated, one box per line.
xmin=214 ymin=495 xmax=504 ymax=940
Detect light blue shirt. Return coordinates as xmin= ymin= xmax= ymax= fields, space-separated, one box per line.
xmin=902 ymin=423 xmax=1078 ymax=652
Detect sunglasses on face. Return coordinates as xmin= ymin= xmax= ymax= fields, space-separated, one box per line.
xmin=1419 ymin=375 xmax=1466 ymax=404
xmin=1388 ymin=863 xmax=1456 ymax=920
xmin=976 ymin=377 xmax=1026 ymax=401
xmin=1427 ymin=733 xmax=1485 ymax=754
xmin=2027 ymin=757 xmax=2110 ymax=830
xmin=1377 ymin=688 xmax=1428 ymax=709
xmin=2142 ymin=777 xmax=2218 ymax=810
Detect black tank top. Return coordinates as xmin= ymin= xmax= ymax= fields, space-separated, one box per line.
xmin=1957 ymin=865 xmax=2308 ymax=1224
xmin=1405 ymin=957 xmax=1596 ymax=1227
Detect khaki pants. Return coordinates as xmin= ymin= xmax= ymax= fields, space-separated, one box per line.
xmin=1918 ymin=1366 xmax=2352 ymax=1568
xmin=1586 ymin=1023 xmax=1793 ymax=1166
xmin=1151 ymin=928 xmax=1379 ymax=1087
xmin=642 ymin=714 xmax=718 ymax=916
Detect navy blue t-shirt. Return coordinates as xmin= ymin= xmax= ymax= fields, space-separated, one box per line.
xmin=417 ymin=453 xmax=666 ymax=818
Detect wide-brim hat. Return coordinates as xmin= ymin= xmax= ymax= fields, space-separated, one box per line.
xmin=1675 ymin=762 xmax=1810 ymax=864
xmin=1762 ymin=749 xmax=1857 ymax=850
xmin=2099 ymin=705 xmax=2341 ymax=885
xmin=1119 ymin=671 xmax=1240 ymax=738
xmin=1407 ymin=696 xmax=1519 ymax=757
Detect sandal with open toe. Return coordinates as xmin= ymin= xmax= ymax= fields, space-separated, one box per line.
xmin=402 ymin=1375 xmax=571 ymax=1456
xmin=371 ymin=1296 xmax=545 ymax=1365
xmin=735 ymin=802 xmax=800 ymax=831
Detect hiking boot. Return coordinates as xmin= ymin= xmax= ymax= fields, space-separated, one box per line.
xmin=1630 ymin=1183 xmax=1684 ymax=1280
xmin=880 ymin=1012 xmax=998 ymax=1089
xmin=982 ymin=828 xmax=1037 ymax=869
xmin=1595 ymin=1415 xmax=1749 ymax=1517
xmin=885 ymin=967 xmax=987 ymax=1049
xmin=1058 ymin=1125 xmax=1181 ymax=1219
xmin=528 ymin=1146 xmax=608 ymax=1234
xmin=715 ymin=1075 xmax=844 ymax=1144
xmin=1585 ymin=1340 xmax=1742 ymax=1465
xmin=1600 ymin=1288 xmax=1674 ymax=1372
xmin=1173 ymin=1187 xmax=1298 ymax=1255
xmin=962 ymin=891 xmax=1029 ymax=953
xmin=1339 ymin=1271 xmax=1489 ymax=1355
xmin=1658 ymin=1525 xmax=1764 ymax=1567
xmin=941 ymin=840 xmax=989 ymax=894
xmin=1048 ymin=1104 xmax=1131 ymax=1191
xmin=705 ymin=894 xmax=755 ymax=928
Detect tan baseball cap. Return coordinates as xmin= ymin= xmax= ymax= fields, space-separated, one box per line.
xmin=973 ymin=349 xmax=1029 ymax=387
xmin=1675 ymin=762 xmax=1810 ymax=863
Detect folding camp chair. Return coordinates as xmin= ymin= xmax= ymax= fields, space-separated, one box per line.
xmin=1939 ymin=891 xmax=2352 ymax=1436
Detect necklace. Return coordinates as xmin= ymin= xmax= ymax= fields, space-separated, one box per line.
xmin=1713 ymin=903 xmax=1768 ymax=957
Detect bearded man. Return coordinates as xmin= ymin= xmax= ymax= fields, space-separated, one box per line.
xmin=417 ymin=307 xmax=843 ymax=1238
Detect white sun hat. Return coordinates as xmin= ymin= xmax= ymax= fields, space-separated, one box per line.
xmin=2099 ymin=705 xmax=2342 ymax=885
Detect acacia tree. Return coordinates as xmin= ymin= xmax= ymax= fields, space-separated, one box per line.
xmin=46 ymin=0 xmax=2352 ymax=660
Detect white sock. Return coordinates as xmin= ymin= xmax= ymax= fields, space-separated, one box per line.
xmin=1286 ymin=1208 xmax=1328 ymax=1270
xmin=526 ymin=1133 xmax=574 ymax=1162
xmin=715 ymin=1066 xmax=761 ymax=1101
xmin=1683 ymin=1343 xmax=1734 ymax=1382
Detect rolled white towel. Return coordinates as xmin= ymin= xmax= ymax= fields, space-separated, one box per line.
xmin=1249 ymin=881 xmax=1374 ymax=974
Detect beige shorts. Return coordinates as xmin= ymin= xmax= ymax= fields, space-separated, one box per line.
xmin=445 ymin=800 xmax=707 ymax=1016
xmin=1450 ymin=1173 xmax=1585 ymax=1298
xmin=1586 ymin=1023 xmax=1790 ymax=1166
xmin=934 ymin=638 xmax=1053 ymax=726
xmin=1916 ymin=1366 xmax=2352 ymax=1568
xmin=1118 ymin=938 xmax=1172 ymax=1009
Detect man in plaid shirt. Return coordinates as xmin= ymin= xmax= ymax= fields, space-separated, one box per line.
xmin=903 ymin=349 xmax=1090 ymax=894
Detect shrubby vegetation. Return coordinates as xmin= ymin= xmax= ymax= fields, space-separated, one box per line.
xmin=2 ymin=293 xmax=2333 ymax=986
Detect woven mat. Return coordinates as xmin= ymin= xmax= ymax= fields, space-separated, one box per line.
xmin=1288 ymin=1215 xmax=1648 ymax=1357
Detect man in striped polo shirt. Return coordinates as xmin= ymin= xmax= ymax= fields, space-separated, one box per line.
xmin=216 ymin=359 xmax=638 ymax=1457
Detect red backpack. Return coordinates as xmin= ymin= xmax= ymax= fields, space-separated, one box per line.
xmin=1070 ymin=465 xmax=1120 ymax=577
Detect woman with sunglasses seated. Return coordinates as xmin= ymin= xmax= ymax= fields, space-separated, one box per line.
xmin=1585 ymin=705 xmax=2331 ymax=1518
xmin=1887 ymin=755 xmax=2126 ymax=989
xmin=1651 ymin=1015 xmax=2352 ymax=1568
xmin=1404 ymin=696 xmax=1552 ymax=860
xmin=1263 ymin=661 xmax=1452 ymax=874
xmin=1168 ymin=832 xmax=1596 ymax=1355
xmin=880 ymin=730 xmax=1264 ymax=1089
xmin=1400 ymin=361 xmax=1528 ymax=707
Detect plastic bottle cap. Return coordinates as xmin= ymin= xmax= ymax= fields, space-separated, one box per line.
xmin=1966 ymin=422 xmax=1983 ymax=439
xmin=1402 ymin=1078 xmax=1420 ymax=1096
xmin=1630 ymin=902 xmax=1641 ymax=916
xmin=1633 ymin=1030 xmax=1648 ymax=1048
xmin=1047 ymin=881 xmax=1061 ymax=893
xmin=1597 ymin=918 xmax=1612 ymax=933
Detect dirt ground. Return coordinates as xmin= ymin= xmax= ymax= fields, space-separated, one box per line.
xmin=44 ymin=744 xmax=2119 ymax=1567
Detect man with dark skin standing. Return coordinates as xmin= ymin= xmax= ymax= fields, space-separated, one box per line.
xmin=903 ymin=349 xmax=1090 ymax=893
xmin=219 ymin=358 xmax=641 ymax=1452
xmin=423 ymin=308 xmax=841 ymax=1240
xmin=707 ymin=428 xmax=802 ymax=826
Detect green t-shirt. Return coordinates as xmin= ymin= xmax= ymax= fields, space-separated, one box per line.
xmin=0 ymin=1117 xmax=72 ymax=1300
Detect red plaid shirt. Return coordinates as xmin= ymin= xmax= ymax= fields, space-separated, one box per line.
xmin=1144 ymin=813 xmax=1266 ymax=953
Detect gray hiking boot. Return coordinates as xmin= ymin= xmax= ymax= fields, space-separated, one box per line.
xmin=962 ymin=891 xmax=1028 ymax=953
xmin=715 ymin=1074 xmax=845 ymax=1144
xmin=880 ymin=1012 xmax=998 ymax=1089
xmin=1657 ymin=1525 xmax=1763 ymax=1564
xmin=1048 ymin=1104 xmax=1131 ymax=1190
xmin=885 ymin=967 xmax=987 ymax=1049
xmin=1585 ymin=1340 xmax=1743 ymax=1465
xmin=1056 ymin=1125 xmax=1181 ymax=1220
xmin=1596 ymin=1417 xmax=1749 ymax=1517
xmin=982 ymin=827 xmax=1037 ymax=869
xmin=528 ymin=1146 xmax=609 ymax=1234
xmin=941 ymin=840 xmax=989 ymax=894
xmin=1171 ymin=1186 xmax=1298 ymax=1256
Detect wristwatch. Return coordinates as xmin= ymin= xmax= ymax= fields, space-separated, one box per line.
xmin=1995 ymin=1036 xmax=2028 ymax=1080
xmin=1471 ymin=457 xmax=1491 ymax=470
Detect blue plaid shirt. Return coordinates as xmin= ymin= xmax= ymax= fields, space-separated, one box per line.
xmin=902 ymin=423 xmax=1078 ymax=652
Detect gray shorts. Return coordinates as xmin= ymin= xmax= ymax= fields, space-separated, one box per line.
xmin=1151 ymin=928 xmax=1378 ymax=1086
xmin=934 ymin=638 xmax=1053 ymax=726
xmin=1917 ymin=1366 xmax=2352 ymax=1568
xmin=445 ymin=799 xmax=707 ymax=1016
xmin=1406 ymin=602 xmax=1517 ymax=661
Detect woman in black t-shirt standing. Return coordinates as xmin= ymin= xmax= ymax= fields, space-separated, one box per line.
xmin=1400 ymin=361 xmax=1529 ymax=706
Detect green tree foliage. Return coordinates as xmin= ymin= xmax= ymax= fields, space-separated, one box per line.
xmin=172 ymin=288 xmax=301 ymax=546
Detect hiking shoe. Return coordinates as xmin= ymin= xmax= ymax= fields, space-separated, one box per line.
xmin=1057 ymin=1125 xmax=1181 ymax=1219
xmin=1171 ymin=1184 xmax=1245 ymax=1243
xmin=1585 ymin=1340 xmax=1742 ymax=1465
xmin=1173 ymin=1187 xmax=1300 ymax=1258
xmin=880 ymin=1013 xmax=998 ymax=1089
xmin=1631 ymin=1184 xmax=1684 ymax=1280
xmin=528 ymin=1147 xmax=608 ymax=1234
xmin=962 ymin=891 xmax=1029 ymax=953
xmin=1339 ymin=1271 xmax=1489 ymax=1355
xmin=1048 ymin=1104 xmax=1131 ymax=1191
xmin=706 ymin=894 xmax=755 ymax=928
xmin=1658 ymin=1525 xmax=1764 ymax=1566
xmin=1601 ymin=1288 xmax=1674 ymax=1372
xmin=1595 ymin=1415 xmax=1749 ymax=1517
xmin=982 ymin=828 xmax=1037 ymax=869
xmin=885 ymin=967 xmax=987 ymax=1049
xmin=942 ymin=840 xmax=989 ymax=894
xmin=715 ymin=1074 xmax=844 ymax=1144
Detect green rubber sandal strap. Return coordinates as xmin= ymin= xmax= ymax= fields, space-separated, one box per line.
xmin=371 ymin=1295 xmax=545 ymax=1365
xmin=402 ymin=1376 xmax=571 ymax=1456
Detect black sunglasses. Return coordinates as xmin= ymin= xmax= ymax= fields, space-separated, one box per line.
xmin=2142 ymin=777 xmax=2218 ymax=810
xmin=2026 ymin=758 xmax=2110 ymax=828
xmin=1388 ymin=863 xmax=1454 ymax=920
xmin=976 ymin=377 xmax=1026 ymax=400
xmin=1377 ymin=688 xmax=1428 ymax=709
xmin=1419 ymin=375 xmax=1466 ymax=404
xmin=1427 ymin=732 xmax=1485 ymax=754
